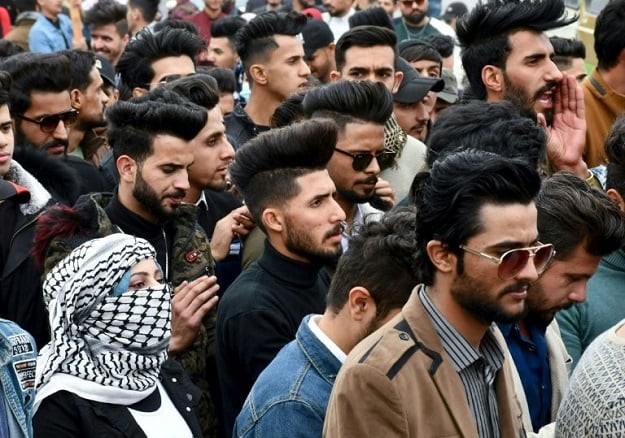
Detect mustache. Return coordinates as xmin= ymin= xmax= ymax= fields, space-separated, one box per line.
xmin=165 ymin=190 xmax=186 ymax=199
xmin=41 ymin=139 xmax=68 ymax=152
xmin=533 ymin=82 xmax=557 ymax=101
xmin=324 ymin=224 xmax=344 ymax=239
xmin=500 ymin=281 xmax=531 ymax=296
xmin=358 ymin=176 xmax=378 ymax=185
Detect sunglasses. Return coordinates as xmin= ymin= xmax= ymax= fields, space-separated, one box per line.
xmin=15 ymin=109 xmax=78 ymax=133
xmin=399 ymin=0 xmax=425 ymax=5
xmin=334 ymin=147 xmax=396 ymax=171
xmin=459 ymin=242 xmax=555 ymax=280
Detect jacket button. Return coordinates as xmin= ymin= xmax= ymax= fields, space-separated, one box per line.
xmin=186 ymin=407 xmax=192 ymax=412
xmin=399 ymin=332 xmax=410 ymax=341
xmin=186 ymin=393 xmax=193 ymax=401
xmin=172 ymin=377 xmax=178 ymax=383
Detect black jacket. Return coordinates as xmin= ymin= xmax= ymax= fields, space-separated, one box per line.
xmin=223 ymin=103 xmax=269 ymax=150
xmin=33 ymin=360 xmax=204 ymax=437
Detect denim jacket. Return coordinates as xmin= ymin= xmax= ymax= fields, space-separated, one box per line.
xmin=0 ymin=319 xmax=37 ymax=438
xmin=28 ymin=13 xmax=72 ymax=53
xmin=234 ymin=314 xmax=342 ymax=437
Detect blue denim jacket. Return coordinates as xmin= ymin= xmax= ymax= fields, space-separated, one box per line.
xmin=234 ymin=314 xmax=341 ymax=437
xmin=28 ymin=13 xmax=72 ymax=53
xmin=0 ymin=319 xmax=37 ymax=438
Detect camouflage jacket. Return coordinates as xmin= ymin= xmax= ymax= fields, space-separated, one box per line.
xmin=42 ymin=192 xmax=219 ymax=437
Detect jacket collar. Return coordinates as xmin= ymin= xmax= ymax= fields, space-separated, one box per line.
xmin=258 ymin=240 xmax=324 ymax=288
xmin=296 ymin=315 xmax=342 ymax=386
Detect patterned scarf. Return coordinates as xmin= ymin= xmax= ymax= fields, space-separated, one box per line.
xmin=35 ymin=234 xmax=171 ymax=408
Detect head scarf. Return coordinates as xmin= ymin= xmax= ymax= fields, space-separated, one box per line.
xmin=35 ymin=234 xmax=171 ymax=410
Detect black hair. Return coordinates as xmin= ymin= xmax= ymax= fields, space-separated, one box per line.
xmin=327 ymin=207 xmax=417 ymax=319
xmin=0 ymin=40 xmax=24 ymax=60
xmin=163 ymin=73 xmax=220 ymax=110
xmin=398 ymin=40 xmax=443 ymax=67
xmin=426 ymin=100 xmax=546 ymax=170
xmin=229 ymin=119 xmax=336 ymax=230
xmin=413 ymin=149 xmax=541 ymax=285
xmin=594 ymin=0 xmax=625 ymax=70
xmin=116 ymin=26 xmax=203 ymax=92
xmin=127 ymin=0 xmax=159 ymax=23
xmin=152 ymin=19 xmax=200 ymax=34
xmin=457 ymin=0 xmax=576 ymax=100
xmin=108 ymin=90 xmax=207 ymax=164
xmin=421 ymin=34 xmax=455 ymax=58
xmin=58 ymin=50 xmax=96 ymax=92
xmin=271 ymin=88 xmax=307 ymax=127
xmin=17 ymin=0 xmax=36 ymax=13
xmin=302 ymin=80 xmax=393 ymax=130
xmin=605 ymin=114 xmax=625 ymax=197
xmin=0 ymin=52 xmax=71 ymax=116
xmin=84 ymin=0 xmax=128 ymax=37
xmin=335 ymin=25 xmax=397 ymax=72
xmin=212 ymin=16 xmax=247 ymax=51
xmin=0 ymin=71 xmax=11 ymax=108
xmin=235 ymin=11 xmax=307 ymax=75
xmin=348 ymin=7 xmax=394 ymax=30
xmin=200 ymin=67 xmax=236 ymax=94
xmin=537 ymin=172 xmax=625 ymax=259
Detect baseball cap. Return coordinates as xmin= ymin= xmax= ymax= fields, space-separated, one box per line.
xmin=437 ymin=68 xmax=459 ymax=104
xmin=440 ymin=2 xmax=468 ymax=21
xmin=94 ymin=54 xmax=116 ymax=88
xmin=394 ymin=57 xmax=444 ymax=104
xmin=302 ymin=19 xmax=334 ymax=60
xmin=0 ymin=180 xmax=30 ymax=203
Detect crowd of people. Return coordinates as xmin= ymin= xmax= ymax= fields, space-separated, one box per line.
xmin=1 ymin=0 xmax=625 ymax=436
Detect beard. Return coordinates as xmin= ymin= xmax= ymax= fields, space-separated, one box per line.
xmin=338 ymin=176 xmax=378 ymax=205
xmin=503 ymin=74 xmax=556 ymax=126
xmin=132 ymin=169 xmax=185 ymax=222
xmin=403 ymin=10 xmax=426 ymax=25
xmin=284 ymin=216 xmax=343 ymax=265
xmin=450 ymin=268 xmax=529 ymax=325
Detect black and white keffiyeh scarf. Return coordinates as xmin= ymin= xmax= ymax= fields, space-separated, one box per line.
xmin=35 ymin=234 xmax=172 ymax=411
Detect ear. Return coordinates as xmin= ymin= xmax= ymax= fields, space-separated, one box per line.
xmin=607 ymin=188 xmax=625 ymax=212
xmin=132 ymin=87 xmax=147 ymax=98
xmin=347 ymin=287 xmax=375 ymax=322
xmin=70 ymin=88 xmax=82 ymax=110
xmin=426 ymin=239 xmax=456 ymax=275
xmin=248 ymin=64 xmax=267 ymax=85
xmin=262 ymin=207 xmax=284 ymax=233
xmin=329 ymin=70 xmax=341 ymax=82
xmin=482 ymin=65 xmax=504 ymax=98
xmin=116 ymin=155 xmax=137 ymax=183
xmin=392 ymin=71 xmax=404 ymax=94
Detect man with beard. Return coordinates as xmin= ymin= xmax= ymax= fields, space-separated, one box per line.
xmin=392 ymin=0 xmax=455 ymax=43
xmin=325 ymin=149 xmax=542 ymax=437
xmin=62 ymin=50 xmax=110 ymax=167
xmin=1 ymin=52 xmax=106 ymax=204
xmin=34 ymin=91 xmax=221 ymax=437
xmin=302 ymin=80 xmax=395 ymax=249
xmin=216 ymin=119 xmax=346 ymax=435
xmin=496 ymin=172 xmax=625 ymax=435
xmin=184 ymin=0 xmax=226 ymax=46
xmin=84 ymin=0 xmax=129 ymax=67
xmin=322 ymin=0 xmax=355 ymax=41
xmin=457 ymin=0 xmax=591 ymax=181
xmin=234 ymin=209 xmax=417 ymax=437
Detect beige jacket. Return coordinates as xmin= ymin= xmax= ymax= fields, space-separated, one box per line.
xmin=323 ymin=287 xmax=526 ymax=437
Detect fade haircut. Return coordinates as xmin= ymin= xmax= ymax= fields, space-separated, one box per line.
xmin=604 ymin=115 xmax=625 ymax=199
xmin=212 ymin=16 xmax=247 ymax=51
xmin=302 ymin=80 xmax=393 ymax=131
xmin=398 ymin=40 xmax=443 ymax=69
xmin=426 ymin=100 xmax=546 ymax=170
xmin=594 ymin=0 xmax=625 ymax=70
xmin=58 ymin=50 xmax=96 ymax=92
xmin=271 ymin=88 xmax=307 ymax=127
xmin=235 ymin=11 xmax=307 ymax=77
xmin=152 ymin=19 xmax=200 ymax=34
xmin=348 ymin=7 xmax=394 ymax=30
xmin=413 ymin=149 xmax=541 ymax=285
xmin=0 ymin=52 xmax=71 ymax=116
xmin=229 ymin=119 xmax=336 ymax=232
xmin=127 ymin=0 xmax=159 ymax=23
xmin=421 ymin=34 xmax=455 ymax=58
xmin=537 ymin=172 xmax=625 ymax=260
xmin=84 ymin=0 xmax=128 ymax=37
xmin=457 ymin=0 xmax=576 ymax=100
xmin=116 ymin=26 xmax=203 ymax=92
xmin=327 ymin=207 xmax=417 ymax=320
xmin=335 ymin=25 xmax=397 ymax=72
xmin=550 ymin=36 xmax=586 ymax=69
xmin=163 ymin=73 xmax=220 ymax=110
xmin=107 ymin=90 xmax=207 ymax=164
xmin=201 ymin=67 xmax=237 ymax=94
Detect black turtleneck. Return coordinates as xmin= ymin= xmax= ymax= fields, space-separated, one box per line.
xmin=104 ymin=195 xmax=174 ymax=280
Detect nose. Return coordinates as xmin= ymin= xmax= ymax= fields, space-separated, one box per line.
xmin=331 ymin=197 xmax=347 ymax=222
xmin=366 ymin=155 xmax=381 ymax=175
xmin=515 ymin=256 xmax=539 ymax=282
xmin=206 ymin=50 xmax=216 ymax=64
xmin=416 ymin=101 xmax=429 ymax=122
xmin=300 ymin=59 xmax=311 ymax=77
xmin=175 ymin=169 xmax=191 ymax=192
xmin=546 ymin=59 xmax=563 ymax=83
xmin=101 ymin=88 xmax=110 ymax=106
xmin=222 ymin=139 xmax=235 ymax=160
xmin=54 ymin=120 xmax=68 ymax=140
xmin=568 ymin=281 xmax=588 ymax=304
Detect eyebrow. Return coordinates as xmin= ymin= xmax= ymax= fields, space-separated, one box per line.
xmin=487 ymin=238 xmax=540 ymax=251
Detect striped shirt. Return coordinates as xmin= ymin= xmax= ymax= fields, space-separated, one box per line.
xmin=419 ymin=286 xmax=505 ymax=438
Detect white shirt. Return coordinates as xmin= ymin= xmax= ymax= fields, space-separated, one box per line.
xmin=308 ymin=315 xmax=347 ymax=364
xmin=323 ymin=8 xmax=356 ymax=42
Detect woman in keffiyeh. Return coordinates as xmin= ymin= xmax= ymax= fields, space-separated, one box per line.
xmin=33 ymin=234 xmax=202 ymax=437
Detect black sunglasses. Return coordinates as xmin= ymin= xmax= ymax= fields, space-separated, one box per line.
xmin=334 ymin=147 xmax=396 ymax=171
xmin=15 ymin=109 xmax=78 ymax=133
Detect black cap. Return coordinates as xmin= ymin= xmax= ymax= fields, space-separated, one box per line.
xmin=440 ymin=2 xmax=468 ymax=21
xmin=302 ymin=19 xmax=334 ymax=59
xmin=394 ymin=57 xmax=444 ymax=104
xmin=94 ymin=54 xmax=116 ymax=88
xmin=0 ymin=180 xmax=30 ymax=203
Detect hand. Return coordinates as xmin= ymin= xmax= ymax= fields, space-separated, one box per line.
xmin=538 ymin=72 xmax=588 ymax=178
xmin=210 ymin=205 xmax=255 ymax=261
xmin=169 ymin=275 xmax=219 ymax=355
xmin=373 ymin=178 xmax=396 ymax=210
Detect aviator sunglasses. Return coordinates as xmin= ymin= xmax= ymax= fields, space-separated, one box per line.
xmin=459 ymin=242 xmax=556 ymax=280
xmin=15 ymin=109 xmax=78 ymax=133
xmin=334 ymin=147 xmax=396 ymax=171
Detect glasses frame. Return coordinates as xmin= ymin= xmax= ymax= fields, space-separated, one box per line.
xmin=459 ymin=242 xmax=556 ymax=280
xmin=15 ymin=109 xmax=78 ymax=133
xmin=334 ymin=147 xmax=396 ymax=172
